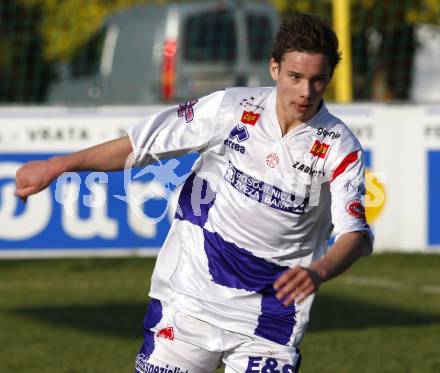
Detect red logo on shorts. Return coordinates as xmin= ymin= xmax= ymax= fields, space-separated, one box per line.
xmin=310 ymin=140 xmax=329 ymax=158
xmin=157 ymin=327 xmax=174 ymax=340
xmin=241 ymin=111 xmax=260 ymax=126
xmin=346 ymin=199 xmax=366 ymax=220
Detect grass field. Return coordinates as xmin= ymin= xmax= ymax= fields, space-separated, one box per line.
xmin=0 ymin=253 xmax=439 ymax=373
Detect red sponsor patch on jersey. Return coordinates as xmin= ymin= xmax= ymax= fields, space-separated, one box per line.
xmin=157 ymin=327 xmax=174 ymax=340
xmin=346 ymin=199 xmax=366 ymax=220
xmin=241 ymin=111 xmax=260 ymax=126
xmin=310 ymin=140 xmax=330 ymax=158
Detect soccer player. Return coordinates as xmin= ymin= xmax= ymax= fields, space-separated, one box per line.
xmin=15 ymin=12 xmax=372 ymax=373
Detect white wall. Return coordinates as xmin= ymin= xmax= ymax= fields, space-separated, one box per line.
xmin=331 ymin=104 xmax=440 ymax=252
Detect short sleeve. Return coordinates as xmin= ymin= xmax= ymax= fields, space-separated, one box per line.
xmin=126 ymin=90 xmax=226 ymax=166
xmin=329 ymin=148 xmax=374 ymax=255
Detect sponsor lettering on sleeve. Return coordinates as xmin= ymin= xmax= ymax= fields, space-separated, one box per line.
xmin=178 ymin=99 xmax=198 ymax=123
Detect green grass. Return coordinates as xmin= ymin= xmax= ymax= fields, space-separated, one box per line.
xmin=0 ymin=253 xmax=439 ymax=372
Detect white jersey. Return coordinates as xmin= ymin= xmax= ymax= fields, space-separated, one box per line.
xmin=127 ymin=87 xmax=372 ymax=348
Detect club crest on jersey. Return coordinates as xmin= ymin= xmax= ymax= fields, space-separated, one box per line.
xmin=157 ymin=326 xmax=174 ymax=340
xmin=178 ymin=99 xmax=198 ymax=123
xmin=241 ymin=111 xmax=260 ymax=126
xmin=266 ymin=153 xmax=279 ymax=168
xmin=310 ymin=140 xmax=329 ymax=158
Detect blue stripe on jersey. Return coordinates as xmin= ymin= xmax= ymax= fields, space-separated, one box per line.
xmin=175 ymin=172 xmax=296 ymax=344
xmin=203 ymin=229 xmax=296 ymax=345
xmin=143 ymin=298 xmax=163 ymax=329
xmin=175 ymin=172 xmax=216 ymax=227
xmin=140 ymin=299 xmax=163 ymax=359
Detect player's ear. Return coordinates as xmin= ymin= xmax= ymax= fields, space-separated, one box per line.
xmin=269 ymin=58 xmax=279 ymax=81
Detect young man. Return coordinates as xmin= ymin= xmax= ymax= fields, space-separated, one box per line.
xmin=16 ymin=12 xmax=372 ymax=373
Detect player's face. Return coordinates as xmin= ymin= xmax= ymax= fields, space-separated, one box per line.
xmin=270 ymin=51 xmax=331 ymax=129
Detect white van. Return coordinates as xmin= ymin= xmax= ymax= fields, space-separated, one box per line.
xmin=410 ymin=24 xmax=440 ymax=102
xmin=48 ymin=1 xmax=280 ymax=106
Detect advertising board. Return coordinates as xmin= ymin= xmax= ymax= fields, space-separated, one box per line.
xmin=1 ymin=104 xmax=439 ymax=257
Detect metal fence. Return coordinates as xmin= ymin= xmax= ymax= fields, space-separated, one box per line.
xmin=1 ymin=0 xmax=439 ymax=104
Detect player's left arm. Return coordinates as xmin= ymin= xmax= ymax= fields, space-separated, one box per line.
xmin=274 ymin=231 xmax=371 ymax=306
xmin=275 ymin=142 xmax=373 ymax=306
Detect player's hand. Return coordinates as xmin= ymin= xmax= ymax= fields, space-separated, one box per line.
xmin=273 ymin=266 xmax=323 ymax=306
xmin=15 ymin=158 xmax=62 ymax=203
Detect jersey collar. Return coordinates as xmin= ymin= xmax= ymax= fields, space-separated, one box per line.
xmin=267 ymin=90 xmax=329 ymax=140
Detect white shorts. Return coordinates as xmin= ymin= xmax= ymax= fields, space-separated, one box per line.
xmin=135 ymin=299 xmax=301 ymax=373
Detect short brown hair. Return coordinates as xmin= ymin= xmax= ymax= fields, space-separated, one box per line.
xmin=271 ymin=12 xmax=341 ymax=74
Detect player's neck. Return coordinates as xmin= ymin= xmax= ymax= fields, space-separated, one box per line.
xmin=276 ymin=100 xmax=323 ymax=136
xmin=276 ymin=107 xmax=304 ymax=137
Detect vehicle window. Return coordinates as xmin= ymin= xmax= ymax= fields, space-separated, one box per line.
xmin=183 ymin=11 xmax=236 ymax=62
xmin=247 ymin=14 xmax=273 ymax=61
xmin=71 ymin=27 xmax=107 ymax=78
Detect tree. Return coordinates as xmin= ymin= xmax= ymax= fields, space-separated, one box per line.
xmin=19 ymin=0 xmax=155 ymax=62
xmin=270 ymin=0 xmax=440 ymax=100
xmin=0 ymin=1 xmax=53 ymax=102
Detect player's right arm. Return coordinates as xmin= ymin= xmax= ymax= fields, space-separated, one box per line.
xmin=16 ymin=89 xmax=227 ymax=202
xmin=15 ymin=135 xmax=134 ymax=201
